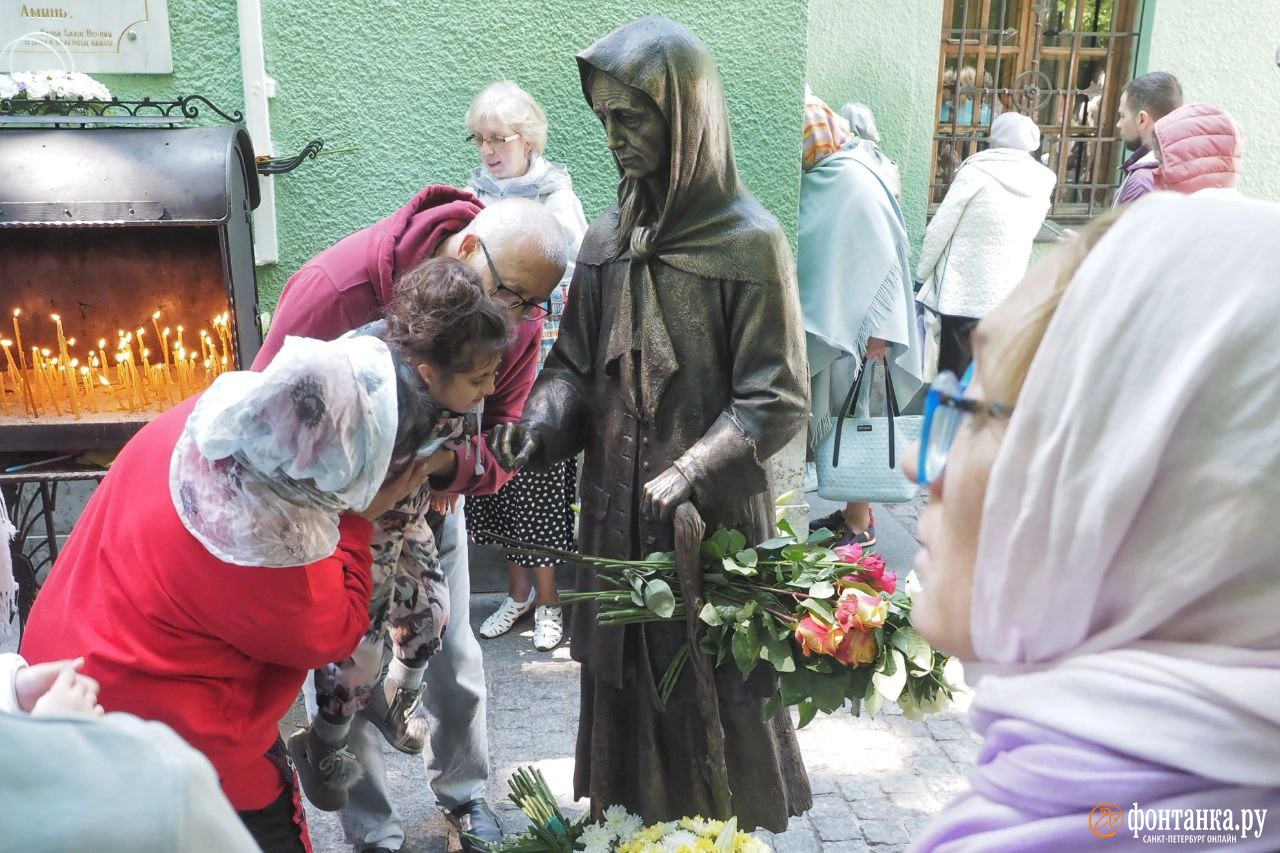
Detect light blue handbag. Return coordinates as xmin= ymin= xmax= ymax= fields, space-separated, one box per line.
xmin=815 ymin=355 xmax=923 ymax=504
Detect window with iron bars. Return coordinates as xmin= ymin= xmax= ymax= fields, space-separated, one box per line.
xmin=931 ymin=0 xmax=1143 ymax=222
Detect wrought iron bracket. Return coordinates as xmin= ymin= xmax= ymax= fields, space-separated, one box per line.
xmin=0 ymin=94 xmax=244 ymax=126
xmin=256 ymin=139 xmax=324 ymax=175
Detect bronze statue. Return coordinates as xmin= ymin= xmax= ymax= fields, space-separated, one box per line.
xmin=491 ymin=15 xmax=812 ymax=831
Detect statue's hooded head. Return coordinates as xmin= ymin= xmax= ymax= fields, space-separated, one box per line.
xmin=577 ymin=16 xmax=744 ymax=259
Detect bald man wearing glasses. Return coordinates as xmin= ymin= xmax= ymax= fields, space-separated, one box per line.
xmin=255 ymin=188 xmax=568 ymax=853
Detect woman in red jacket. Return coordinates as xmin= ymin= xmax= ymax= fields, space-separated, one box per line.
xmin=21 ymin=333 xmax=432 ymax=853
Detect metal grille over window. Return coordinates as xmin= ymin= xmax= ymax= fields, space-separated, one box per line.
xmin=932 ymin=0 xmax=1141 ymax=220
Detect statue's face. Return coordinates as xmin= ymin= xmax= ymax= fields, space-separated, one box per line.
xmin=588 ymin=71 xmax=669 ymax=180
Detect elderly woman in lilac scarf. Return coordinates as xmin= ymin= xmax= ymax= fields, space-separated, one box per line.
xmin=902 ymin=193 xmax=1280 ymax=852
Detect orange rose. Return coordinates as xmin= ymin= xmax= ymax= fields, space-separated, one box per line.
xmin=834 ymin=588 xmax=888 ymax=631
xmin=832 ymin=624 xmax=879 ymax=667
xmin=794 ymin=613 xmax=844 ymax=657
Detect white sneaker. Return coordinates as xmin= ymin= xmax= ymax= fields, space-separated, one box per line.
xmin=479 ymin=591 xmax=536 ymax=639
xmin=533 ymin=605 xmax=563 ymax=651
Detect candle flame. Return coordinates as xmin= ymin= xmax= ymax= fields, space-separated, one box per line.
xmin=50 ymin=313 xmax=60 ymax=322
xmin=66 ymin=337 xmax=76 ymax=347
xmin=98 ymin=339 xmax=106 ymax=348
xmin=0 ymin=339 xmax=10 ymax=347
xmin=99 ymin=375 xmax=110 ymax=387
xmin=12 ymin=308 xmax=20 ymax=318
xmin=152 ymin=311 xmax=161 ymax=320
xmin=80 ymin=366 xmax=89 ymax=376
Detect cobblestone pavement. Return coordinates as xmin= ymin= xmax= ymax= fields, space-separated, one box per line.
xmin=295 ymin=582 xmax=980 ymax=852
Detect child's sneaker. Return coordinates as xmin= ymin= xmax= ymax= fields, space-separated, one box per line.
xmin=286 ymin=726 xmax=363 ymax=812
xmin=478 ymin=590 xmax=536 ymax=639
xmin=533 ymin=605 xmax=563 ymax=651
xmin=365 ymin=680 xmax=428 ymax=754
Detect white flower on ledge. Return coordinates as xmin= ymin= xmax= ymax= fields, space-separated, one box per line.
xmin=2 ymin=70 xmax=112 ymax=102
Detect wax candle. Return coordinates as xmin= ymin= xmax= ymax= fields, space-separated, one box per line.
xmin=152 ymin=312 xmax=169 ymax=369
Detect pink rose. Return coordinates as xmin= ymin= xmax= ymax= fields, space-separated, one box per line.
xmin=858 ymin=553 xmax=888 ymax=581
xmin=834 ymin=543 xmax=863 ymax=564
xmin=871 ymin=569 xmax=897 ymax=595
xmin=834 ymin=588 xmax=888 ymax=631
xmin=832 ymin=625 xmax=879 ymax=667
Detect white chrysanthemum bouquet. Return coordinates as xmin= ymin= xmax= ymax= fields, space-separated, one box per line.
xmin=0 ymin=70 xmax=112 ymax=103
xmin=494 ymin=768 xmax=772 ymax=852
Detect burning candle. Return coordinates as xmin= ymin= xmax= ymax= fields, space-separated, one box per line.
xmin=137 ymin=328 xmax=152 ymax=376
xmin=51 ymin=314 xmax=71 ymax=367
xmin=175 ymin=346 xmax=189 ymax=398
xmin=81 ymin=365 xmax=98 ymax=413
xmin=175 ymin=325 xmax=185 ymax=357
xmin=152 ymin=312 xmax=169 ymax=369
xmin=62 ymin=358 xmax=81 ymax=419
xmin=12 ymin=309 xmax=28 ymax=376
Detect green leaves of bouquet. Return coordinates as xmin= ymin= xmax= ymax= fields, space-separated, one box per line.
xmin=562 ymin=517 xmax=963 ymax=726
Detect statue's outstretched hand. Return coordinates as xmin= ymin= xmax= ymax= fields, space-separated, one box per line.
xmin=642 ymin=465 xmax=693 ymax=521
xmin=489 ymin=422 xmax=538 ymax=471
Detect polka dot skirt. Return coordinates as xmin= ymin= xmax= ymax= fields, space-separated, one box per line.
xmin=465 ymin=457 xmax=578 ymax=567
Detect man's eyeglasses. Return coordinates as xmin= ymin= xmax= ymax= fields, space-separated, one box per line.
xmin=477 ymin=239 xmax=551 ymax=322
xmin=917 ymin=363 xmax=1014 ymax=486
xmin=466 ymin=132 xmax=521 ymax=149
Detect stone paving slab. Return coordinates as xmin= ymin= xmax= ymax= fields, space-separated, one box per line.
xmin=293 ymin=590 xmax=978 ymax=853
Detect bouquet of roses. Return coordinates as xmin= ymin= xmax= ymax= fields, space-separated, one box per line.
xmin=495 ymin=766 xmax=771 ymax=852
xmin=484 ymin=510 xmax=961 ymax=726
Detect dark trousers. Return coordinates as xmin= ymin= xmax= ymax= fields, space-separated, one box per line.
xmin=238 ymin=790 xmax=306 ymax=853
xmin=938 ymin=314 xmax=980 ymax=378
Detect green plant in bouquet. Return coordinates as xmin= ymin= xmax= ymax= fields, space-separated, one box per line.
xmin=486 ymin=511 xmax=962 ymax=727
xmin=494 ymin=766 xmax=771 ymax=852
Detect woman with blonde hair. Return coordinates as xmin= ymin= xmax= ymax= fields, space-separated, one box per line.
xmin=904 ymin=193 xmax=1280 ymax=850
xmin=463 ymin=80 xmax=588 ymax=651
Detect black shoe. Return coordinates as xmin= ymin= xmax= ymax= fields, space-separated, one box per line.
xmin=811 ymin=509 xmax=848 ymax=535
xmin=445 ymin=798 xmax=502 ymax=853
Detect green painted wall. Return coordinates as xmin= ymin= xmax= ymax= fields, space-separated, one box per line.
xmin=91 ymin=1 xmax=243 ymax=139
xmin=1144 ymin=0 xmax=1280 ymax=202
xmin=256 ymin=0 xmax=807 ymax=303
xmin=85 ymin=1 xmax=808 ymax=307
xmin=805 ymin=0 xmax=945 ymax=262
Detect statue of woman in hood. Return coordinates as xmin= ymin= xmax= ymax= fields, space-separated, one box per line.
xmin=491 ymin=15 xmax=812 ymax=831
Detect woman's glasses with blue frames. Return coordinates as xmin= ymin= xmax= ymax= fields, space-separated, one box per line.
xmin=917 ymin=363 xmax=1014 ymax=486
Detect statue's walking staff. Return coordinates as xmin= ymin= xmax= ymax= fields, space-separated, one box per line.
xmin=672 ymin=500 xmax=732 ymax=817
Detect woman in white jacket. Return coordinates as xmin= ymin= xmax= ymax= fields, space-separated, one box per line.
xmin=917 ymin=112 xmax=1056 ymax=376
xmin=463 ymin=81 xmax=588 ymax=652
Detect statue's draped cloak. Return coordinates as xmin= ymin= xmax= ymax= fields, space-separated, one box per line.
xmin=520 ymin=16 xmax=812 ymax=830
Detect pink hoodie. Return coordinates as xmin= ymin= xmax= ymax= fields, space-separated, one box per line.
xmin=253 ymin=185 xmax=542 ymax=497
xmin=1153 ymin=104 xmax=1245 ymax=194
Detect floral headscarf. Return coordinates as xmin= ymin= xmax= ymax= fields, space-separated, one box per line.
xmin=169 ymin=334 xmax=398 ymax=567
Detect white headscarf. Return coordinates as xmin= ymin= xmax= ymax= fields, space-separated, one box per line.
xmin=170 ymin=335 xmax=398 ymax=568
xmin=969 ymin=192 xmax=1280 ymax=786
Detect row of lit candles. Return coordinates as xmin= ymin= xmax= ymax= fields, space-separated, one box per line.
xmin=0 ymin=308 xmax=236 ymax=419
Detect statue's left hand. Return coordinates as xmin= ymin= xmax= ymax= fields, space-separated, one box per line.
xmin=642 ymin=465 xmax=693 ymax=521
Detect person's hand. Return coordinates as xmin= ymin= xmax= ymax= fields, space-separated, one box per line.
xmin=865 ymin=337 xmax=888 ymax=360
xmin=642 ymin=466 xmax=693 ymax=521
xmin=22 ymin=659 xmax=104 ymax=717
xmin=357 ymin=458 xmax=433 ymax=521
xmin=488 ymin=423 xmax=537 ymax=471
xmin=430 ymin=493 xmax=460 ymax=514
